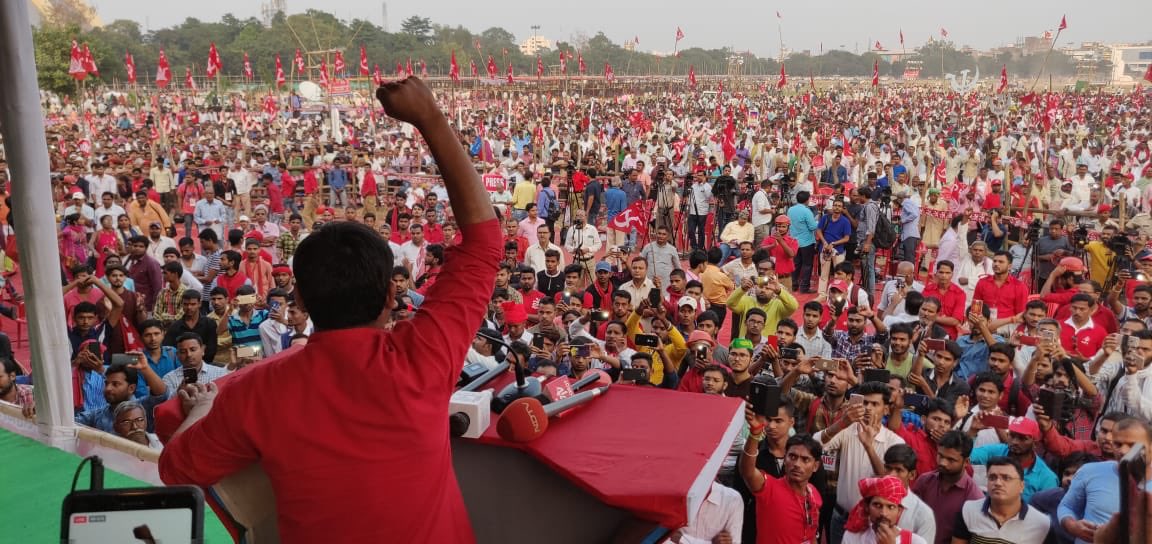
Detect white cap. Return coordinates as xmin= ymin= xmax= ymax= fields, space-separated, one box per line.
xmin=678 ymin=297 xmax=699 ymax=311
xmin=71 ymin=192 xmax=85 ymax=199
xmin=238 ymin=215 xmax=250 ymax=222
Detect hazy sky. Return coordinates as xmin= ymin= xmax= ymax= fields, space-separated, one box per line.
xmin=93 ymin=0 xmax=1147 ymax=57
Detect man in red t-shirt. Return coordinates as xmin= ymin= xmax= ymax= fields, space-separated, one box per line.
xmin=922 ymin=261 xmax=967 ymax=338
xmin=972 ymin=251 xmax=1028 ymax=320
xmin=158 ymin=79 xmax=500 ymax=543
xmin=1059 ymin=293 xmax=1108 ymax=358
xmin=739 ymin=423 xmax=823 ymax=544
xmin=761 ymin=215 xmax=799 ymax=290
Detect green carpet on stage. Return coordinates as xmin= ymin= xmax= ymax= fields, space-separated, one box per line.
xmin=0 ymin=427 xmax=233 ymax=542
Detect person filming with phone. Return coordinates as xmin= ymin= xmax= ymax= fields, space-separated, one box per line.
xmin=159 ymin=78 xmax=501 ymax=544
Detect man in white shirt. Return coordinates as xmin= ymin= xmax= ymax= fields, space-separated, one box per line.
xmin=563 ymin=209 xmax=601 ymax=278
xmin=229 ymin=162 xmax=256 ymax=217
xmin=884 ymin=445 xmax=937 ymax=544
xmin=93 ymin=192 xmax=127 ymax=226
xmin=841 ymin=476 xmax=928 ymax=544
xmin=524 ymin=223 xmax=564 ymax=273
xmin=815 ymin=381 xmax=906 ymax=543
xmin=877 ymin=261 xmax=924 ymax=322
xmin=147 ymin=223 xmax=178 ymax=263
xmin=397 ymin=223 xmax=429 ymax=279
xmin=750 ymin=178 xmax=774 ymax=247
xmin=954 ymin=241 xmax=994 ymax=308
xmin=85 ymin=164 xmax=117 ymax=206
xmin=63 ymin=192 xmax=96 ymax=229
xmin=258 ymin=300 xmax=314 ymax=356
xmin=1065 ymin=163 xmax=1095 ymax=211
xmin=669 ymin=481 xmax=743 ymax=544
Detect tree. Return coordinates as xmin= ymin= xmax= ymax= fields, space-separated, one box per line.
xmin=33 ymin=24 xmax=80 ymax=95
xmin=401 ymin=16 xmax=433 ymax=44
xmin=40 ymin=0 xmax=99 ymax=31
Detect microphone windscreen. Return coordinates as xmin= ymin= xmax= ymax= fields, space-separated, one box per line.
xmin=495 ymin=397 xmax=549 ymax=442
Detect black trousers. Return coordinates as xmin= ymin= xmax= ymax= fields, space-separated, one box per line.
xmin=792 ymin=244 xmax=817 ymax=291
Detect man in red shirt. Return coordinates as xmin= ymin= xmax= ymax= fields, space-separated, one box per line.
xmin=972 ymin=251 xmax=1028 ymax=321
xmin=761 ymin=215 xmax=799 ymax=290
xmin=740 ymin=428 xmax=824 ymax=544
xmin=158 ymin=78 xmax=500 ymax=543
xmin=922 ymin=260 xmax=967 ymax=338
xmin=1060 ymin=293 xmax=1108 ymax=358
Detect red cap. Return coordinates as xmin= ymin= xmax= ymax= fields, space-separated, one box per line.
xmin=829 ymin=279 xmax=849 ymax=292
xmin=501 ymin=301 xmax=528 ymax=325
xmin=1008 ymin=416 xmax=1040 ymax=439
xmin=1058 ymin=257 xmax=1085 ymax=272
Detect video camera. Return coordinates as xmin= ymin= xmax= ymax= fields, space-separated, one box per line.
xmin=1026 ymin=219 xmax=1044 ymax=241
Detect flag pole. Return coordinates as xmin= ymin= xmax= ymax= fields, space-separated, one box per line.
xmin=1031 ymin=26 xmax=1063 ymax=91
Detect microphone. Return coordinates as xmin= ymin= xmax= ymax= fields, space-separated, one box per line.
xmin=491 ymin=358 xmax=546 ymax=413
xmin=496 ymin=385 xmax=611 ymax=442
xmin=458 ymin=361 xmax=510 ymax=392
xmin=448 ymin=389 xmax=492 ymax=438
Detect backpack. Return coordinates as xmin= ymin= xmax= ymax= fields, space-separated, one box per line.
xmin=871 ymin=202 xmax=899 ymax=250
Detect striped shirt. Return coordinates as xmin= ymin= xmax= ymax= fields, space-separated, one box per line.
xmin=201 ymin=250 xmax=221 ymax=302
xmin=227 ymin=309 xmax=269 ymax=348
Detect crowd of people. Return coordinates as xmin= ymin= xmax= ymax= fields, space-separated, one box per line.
xmin=1 ymin=75 xmax=1151 ymax=544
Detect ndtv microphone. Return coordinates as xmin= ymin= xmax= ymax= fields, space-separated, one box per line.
xmin=495 ymin=385 xmax=610 ymax=442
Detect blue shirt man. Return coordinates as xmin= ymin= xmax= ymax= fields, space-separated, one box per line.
xmin=1057 ymin=461 xmax=1122 ymax=544
xmin=970 ymin=442 xmax=1059 ymax=503
xmin=954 ymin=333 xmax=1004 ymax=380
xmin=786 ymin=201 xmax=818 ymax=248
xmin=328 ymin=166 xmax=349 ymax=190
xmin=818 ymin=209 xmax=853 ymax=255
xmin=605 ymin=184 xmax=627 ymax=221
xmin=135 ymin=346 xmax=180 ymax=399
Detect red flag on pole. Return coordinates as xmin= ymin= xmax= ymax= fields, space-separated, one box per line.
xmin=675 ymin=27 xmax=684 ymax=42
xmin=1144 ymin=62 xmax=1152 ymax=84
xmin=604 ymin=62 xmax=615 ymax=82
xmin=334 ymin=52 xmax=346 ymax=75
xmin=420 ymin=59 xmax=427 ymax=78
xmin=536 ymin=56 xmax=544 ymax=78
xmin=450 ymin=51 xmax=460 ymax=82
xmin=155 ymin=48 xmax=171 ymax=87
xmin=486 ymin=55 xmax=497 ymax=79
xmin=372 ymin=64 xmax=382 ymax=86
xmin=243 ymin=52 xmax=253 ymax=80
xmin=275 ymin=55 xmax=286 ymax=87
xmin=688 ymin=65 xmax=696 ymax=87
xmin=469 ymin=59 xmax=478 ymax=78
xmin=998 ymin=65 xmax=1008 ymax=93
xmin=871 ymin=60 xmax=879 ymax=86
xmin=559 ymin=51 xmax=567 ymax=74
xmin=406 ymin=58 xmax=413 ymax=77
xmin=578 ymin=53 xmax=587 ymax=74
xmin=294 ymin=48 xmax=305 ymax=74
xmin=506 ymin=62 xmax=514 ymax=83
xmin=319 ymin=59 xmax=330 ymax=88
xmin=82 ymin=44 xmax=99 ymax=77
xmin=607 ymin=200 xmax=651 ymax=239
xmin=359 ymin=45 xmax=369 ymax=76
xmin=185 ymin=66 xmax=196 ymax=90
xmin=206 ymin=42 xmax=221 ymax=77
xmin=396 ymin=62 xmax=404 ymax=78
xmin=69 ymin=40 xmax=86 ymax=80
xmin=124 ymin=51 xmax=136 ymax=83
xmin=777 ymin=64 xmax=787 ymax=88
xmin=1058 ymin=15 xmax=1067 ymax=31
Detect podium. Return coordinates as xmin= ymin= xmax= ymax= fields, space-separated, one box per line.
xmin=157 ymin=381 xmax=744 ymax=543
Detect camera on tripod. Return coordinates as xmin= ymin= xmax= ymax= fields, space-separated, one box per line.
xmin=1071 ymin=225 xmax=1090 ymax=249
xmin=1025 ymin=219 xmax=1043 ymax=241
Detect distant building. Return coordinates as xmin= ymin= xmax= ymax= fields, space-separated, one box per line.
xmin=1109 ymin=44 xmax=1152 ymax=84
xmin=519 ymin=35 xmax=553 ymax=56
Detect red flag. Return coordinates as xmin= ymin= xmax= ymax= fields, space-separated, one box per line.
xmin=334 ymin=51 xmax=346 ymax=75
xmin=675 ymin=27 xmax=685 ymax=42
xmin=243 ymin=52 xmax=253 ymax=80
xmin=206 ymin=42 xmax=221 ymax=77
xmin=871 ymin=60 xmax=879 ymax=86
xmin=82 ymin=44 xmax=98 ymax=77
xmin=604 ymin=62 xmax=615 ymax=82
xmin=359 ymin=45 xmax=369 ymax=76
xmin=294 ymin=48 xmax=305 ymax=73
xmin=777 ymin=64 xmax=787 ymax=89
xmin=506 ymin=62 xmax=514 ymax=83
xmin=469 ymin=59 xmax=478 ymax=78
xmin=721 ymin=110 xmax=737 ymax=162
xmin=536 ymin=56 xmax=544 ymax=78
xmin=940 ymin=27 xmax=948 ymax=38
xmin=406 ymin=58 xmax=413 ymax=77
xmin=998 ymin=65 xmax=1008 ymax=94
xmin=319 ymin=59 xmax=330 ymax=88
xmin=155 ymin=48 xmax=171 ymax=88
xmin=578 ymin=53 xmax=586 ymax=74
xmin=607 ymin=200 xmax=650 ymax=239
xmin=1144 ymin=62 xmax=1152 ymax=84
xmin=68 ymin=40 xmax=86 ymax=80
xmin=450 ymin=51 xmax=460 ymax=82
xmin=899 ymin=30 xmax=904 ymax=46
xmin=1058 ymin=15 xmax=1067 ymax=31
xmin=486 ymin=55 xmax=497 ymax=78
xmin=124 ymin=51 xmax=136 ymax=83
xmin=395 ymin=62 xmax=403 ymax=77
xmin=185 ymin=67 xmax=196 ymax=90
xmin=688 ymin=65 xmax=696 ymax=87
xmin=1020 ymin=92 xmax=1037 ymax=105
xmin=559 ymin=51 xmax=567 ymax=74
xmin=874 ymin=41 xmax=884 ymax=51
xmin=420 ymin=59 xmax=427 ymax=78
xmin=275 ymin=54 xmax=286 ymax=87
xmin=263 ymin=94 xmax=277 ymax=117
xmin=372 ymin=64 xmax=382 ymax=86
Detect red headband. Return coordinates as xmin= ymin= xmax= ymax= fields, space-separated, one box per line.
xmin=272 ymin=265 xmax=292 ymax=275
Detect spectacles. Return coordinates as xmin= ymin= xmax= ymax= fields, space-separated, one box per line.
xmin=116 ymin=416 xmax=146 ymax=427
xmin=986 ymin=474 xmax=1020 ymax=483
